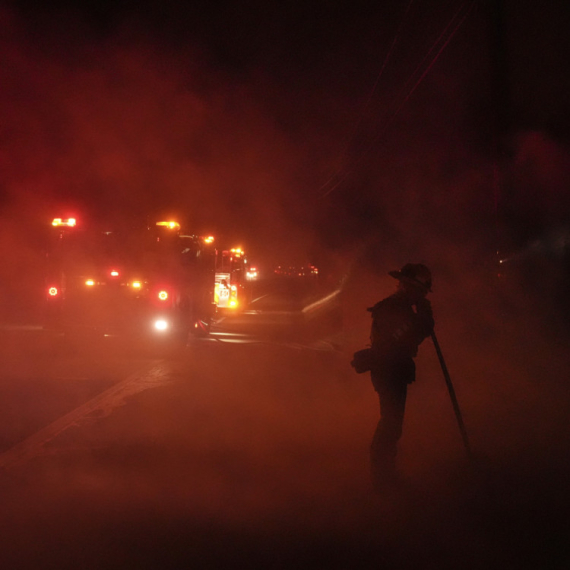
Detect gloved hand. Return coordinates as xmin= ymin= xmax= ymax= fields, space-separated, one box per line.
xmin=414 ymin=297 xmax=434 ymax=335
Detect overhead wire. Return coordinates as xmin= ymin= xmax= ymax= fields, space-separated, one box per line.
xmin=387 ymin=0 xmax=477 ymax=125
xmin=319 ymin=0 xmax=477 ymax=199
xmin=398 ymin=1 xmax=470 ymax=106
xmin=320 ymin=0 xmax=473 ymax=196
xmin=318 ymin=0 xmax=417 ymax=193
xmin=320 ymin=0 xmax=473 ymax=198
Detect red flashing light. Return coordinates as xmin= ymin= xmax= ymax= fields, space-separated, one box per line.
xmin=158 ymin=290 xmax=169 ymax=301
xmin=110 ymin=270 xmax=119 ymax=277
xmin=48 ymin=286 xmax=58 ymax=296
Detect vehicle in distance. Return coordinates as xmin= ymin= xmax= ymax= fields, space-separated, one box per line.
xmin=44 ymin=217 xmax=216 ymax=339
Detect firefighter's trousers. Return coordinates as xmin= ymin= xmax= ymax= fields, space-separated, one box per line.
xmin=370 ymin=359 xmax=414 ymax=483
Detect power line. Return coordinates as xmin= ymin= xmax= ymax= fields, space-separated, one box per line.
xmin=320 ymin=0 xmax=477 ymax=199
xmin=399 ymin=1 xmax=469 ymax=102
xmin=320 ymin=0 xmax=474 ymax=197
xmin=318 ymin=0 xmax=417 ymax=193
xmin=388 ymin=1 xmax=477 ymax=124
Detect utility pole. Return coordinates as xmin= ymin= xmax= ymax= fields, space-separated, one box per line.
xmin=489 ymin=0 xmax=512 ymax=264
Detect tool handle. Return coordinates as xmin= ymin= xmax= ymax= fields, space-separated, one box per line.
xmin=431 ymin=332 xmax=473 ymax=460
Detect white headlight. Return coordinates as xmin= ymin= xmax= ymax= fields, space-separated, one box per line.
xmin=154 ymin=319 xmax=168 ymax=331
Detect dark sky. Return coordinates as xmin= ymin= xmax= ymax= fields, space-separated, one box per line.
xmin=1 ymin=0 xmax=569 ymax=267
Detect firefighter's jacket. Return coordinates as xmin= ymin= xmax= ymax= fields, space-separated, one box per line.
xmin=368 ymin=291 xmax=434 ymax=373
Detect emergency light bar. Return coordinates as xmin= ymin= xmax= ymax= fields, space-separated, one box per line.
xmin=156 ymin=221 xmax=180 ymax=231
xmin=52 ymin=218 xmax=77 ymax=227
xmin=204 ymin=236 xmax=215 ymax=244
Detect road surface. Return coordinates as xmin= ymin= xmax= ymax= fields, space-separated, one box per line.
xmin=0 ymin=290 xmax=568 ymax=569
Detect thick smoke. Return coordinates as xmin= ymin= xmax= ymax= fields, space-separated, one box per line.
xmin=1 ymin=5 xmax=325 ymax=277
xmin=0 ymin=2 xmax=569 ymax=567
xmin=2 ymin=0 xmax=570 ymax=479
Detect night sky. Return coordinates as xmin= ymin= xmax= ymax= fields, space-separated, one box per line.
xmin=1 ymin=0 xmax=570 ymax=270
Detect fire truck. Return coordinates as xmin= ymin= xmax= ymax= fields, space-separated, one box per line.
xmin=44 ymin=217 xmax=216 ymax=339
xmin=214 ymin=247 xmax=249 ymax=310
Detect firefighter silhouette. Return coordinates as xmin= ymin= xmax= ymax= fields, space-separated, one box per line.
xmin=367 ymin=263 xmax=434 ymax=489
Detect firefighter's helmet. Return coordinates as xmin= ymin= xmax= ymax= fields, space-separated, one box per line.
xmin=389 ymin=263 xmax=432 ymax=292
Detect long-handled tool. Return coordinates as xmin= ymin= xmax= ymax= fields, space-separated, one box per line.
xmin=431 ymin=331 xmax=473 ymax=461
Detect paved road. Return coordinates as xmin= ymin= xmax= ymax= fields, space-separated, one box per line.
xmin=0 ymin=309 xmax=568 ymax=569
xmin=0 ymin=326 xmax=161 ymax=453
